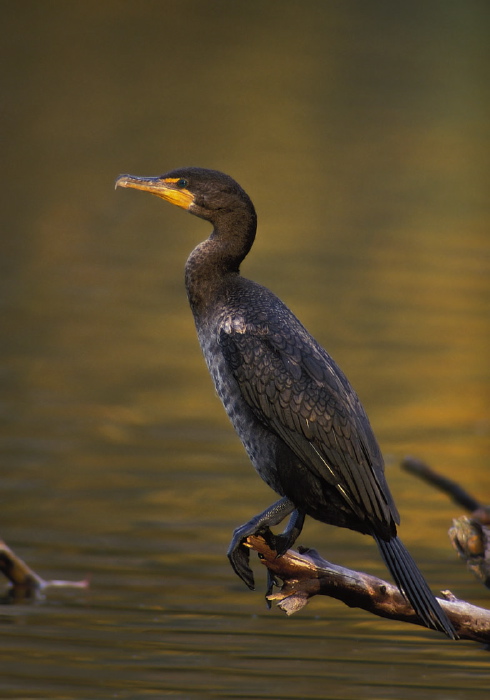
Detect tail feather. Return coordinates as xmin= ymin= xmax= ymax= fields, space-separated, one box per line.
xmin=374 ymin=535 xmax=457 ymax=639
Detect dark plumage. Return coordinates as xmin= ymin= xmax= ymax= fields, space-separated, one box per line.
xmin=116 ymin=166 xmax=456 ymax=638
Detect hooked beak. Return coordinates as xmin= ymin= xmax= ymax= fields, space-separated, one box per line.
xmin=115 ymin=174 xmax=194 ymax=210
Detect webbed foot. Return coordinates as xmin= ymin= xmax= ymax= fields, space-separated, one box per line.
xmin=226 ymin=498 xmax=305 ymax=590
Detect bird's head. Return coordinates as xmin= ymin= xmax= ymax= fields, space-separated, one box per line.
xmin=115 ymin=167 xmax=254 ymax=224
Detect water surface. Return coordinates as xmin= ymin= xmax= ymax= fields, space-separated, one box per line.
xmin=1 ymin=2 xmax=489 ymax=698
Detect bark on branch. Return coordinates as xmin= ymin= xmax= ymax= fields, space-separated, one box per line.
xmin=246 ymin=535 xmax=490 ymax=644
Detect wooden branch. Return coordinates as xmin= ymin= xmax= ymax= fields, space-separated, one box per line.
xmin=401 ymin=456 xmax=483 ymax=513
xmin=246 ymin=535 xmax=490 ymax=644
xmin=0 ymin=539 xmax=89 ymax=601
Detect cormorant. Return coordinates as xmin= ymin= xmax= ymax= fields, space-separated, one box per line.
xmin=116 ymin=167 xmax=456 ymax=638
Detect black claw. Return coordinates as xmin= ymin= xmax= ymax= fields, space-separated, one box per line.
xmin=265 ymin=569 xmax=279 ymax=608
xmin=262 ymin=530 xmax=292 ymax=557
xmin=270 ymin=533 xmax=290 ymax=557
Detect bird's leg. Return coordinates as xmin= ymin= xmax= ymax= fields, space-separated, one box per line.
xmin=266 ymin=508 xmax=306 ymax=556
xmin=227 ymin=497 xmax=296 ymax=589
xmin=263 ymin=509 xmax=306 ymax=604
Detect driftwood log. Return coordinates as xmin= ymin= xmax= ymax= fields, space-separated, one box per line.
xmin=0 ymin=538 xmax=89 ymax=601
xmin=246 ymin=534 xmax=490 ymax=644
xmin=449 ymin=517 xmax=490 ymax=589
xmin=402 ymin=457 xmax=490 ymax=590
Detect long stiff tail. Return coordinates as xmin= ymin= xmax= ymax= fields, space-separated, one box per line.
xmin=374 ymin=534 xmax=457 ymax=639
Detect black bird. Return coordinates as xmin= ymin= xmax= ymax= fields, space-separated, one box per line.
xmin=116 ymin=167 xmax=456 ymax=638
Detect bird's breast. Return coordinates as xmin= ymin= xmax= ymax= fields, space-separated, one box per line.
xmin=195 ymin=314 xmax=284 ymax=494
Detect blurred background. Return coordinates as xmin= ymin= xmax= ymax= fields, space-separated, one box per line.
xmin=0 ymin=2 xmax=489 ymax=698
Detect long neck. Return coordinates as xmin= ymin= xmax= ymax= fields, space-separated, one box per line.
xmin=185 ymin=205 xmax=257 ymax=316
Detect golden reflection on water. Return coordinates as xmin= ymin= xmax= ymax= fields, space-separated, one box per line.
xmin=1 ymin=2 xmax=489 ymax=698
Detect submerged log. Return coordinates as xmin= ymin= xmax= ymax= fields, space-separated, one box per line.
xmin=0 ymin=539 xmax=89 ymax=601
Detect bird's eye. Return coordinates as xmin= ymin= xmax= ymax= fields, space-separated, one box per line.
xmin=176 ymin=178 xmax=188 ymax=188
